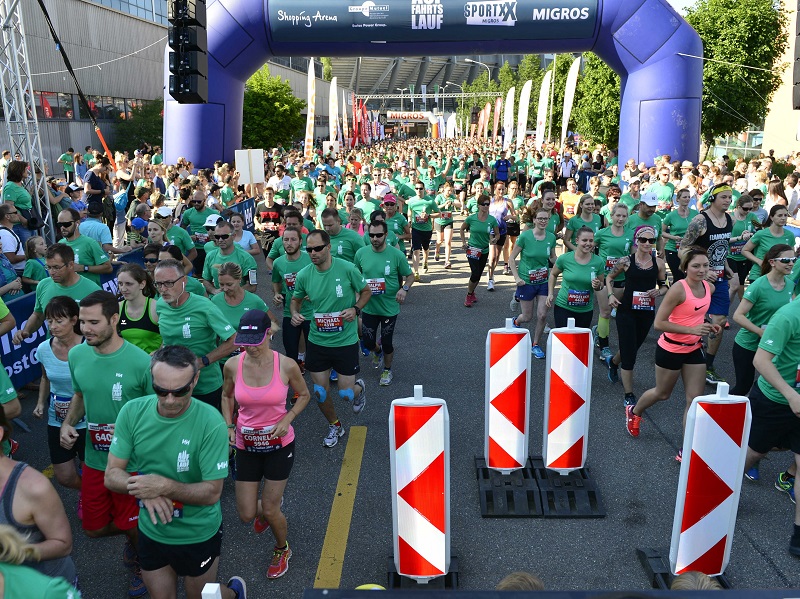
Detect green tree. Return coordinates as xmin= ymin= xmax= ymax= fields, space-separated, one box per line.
xmin=572 ymin=53 xmax=620 ymax=148
xmin=113 ymin=100 xmax=162 ymax=153
xmin=684 ymin=0 xmax=788 ymax=148
xmin=242 ymin=65 xmax=306 ymax=150
xmin=320 ymin=57 xmax=333 ymax=82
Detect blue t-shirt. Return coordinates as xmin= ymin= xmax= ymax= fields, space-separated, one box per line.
xmin=79 ymin=218 xmax=112 ymax=249
xmin=35 ymin=339 xmax=86 ymax=429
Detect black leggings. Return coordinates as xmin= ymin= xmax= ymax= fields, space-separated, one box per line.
xmin=615 ymin=308 xmax=655 ymax=370
xmin=282 ymin=317 xmax=310 ymax=362
xmin=665 ymin=250 xmax=685 ymax=282
xmin=361 ymin=313 xmax=398 ymax=354
xmin=468 ymin=253 xmax=489 ymax=283
xmin=554 ymin=305 xmax=592 ymax=329
xmin=728 ymin=258 xmax=751 ymax=288
xmin=731 ymin=341 xmax=757 ymax=396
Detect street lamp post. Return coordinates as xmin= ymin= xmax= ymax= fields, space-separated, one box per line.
xmin=465 ymin=58 xmax=492 ymax=103
xmin=397 ymin=87 xmax=407 ymax=112
xmin=446 ymin=81 xmax=464 ymax=137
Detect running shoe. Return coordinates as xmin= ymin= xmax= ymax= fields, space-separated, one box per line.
xmin=675 ymin=450 xmax=683 ymax=463
xmin=599 ymin=347 xmax=612 ymax=361
xmin=227 ymin=576 xmax=248 ymax=598
xmin=611 ymin=308 xmax=617 ymax=318
xmin=532 ymin=345 xmax=546 ymax=360
xmin=464 ymin=293 xmax=476 ymax=307
xmin=444 ymin=262 xmax=452 ymax=269
xmin=487 ymin=279 xmax=495 ymax=291
xmin=776 ymin=472 xmax=796 ymax=504
xmin=605 ymin=355 xmax=619 ymax=383
xmin=543 ymin=325 xmax=551 ymax=334
xmin=352 ymin=379 xmax=366 ymax=413
xmin=510 ymin=317 xmax=520 ymax=328
xmin=510 ymin=294 xmax=519 ymax=312
xmin=623 ymin=393 xmax=636 ymax=407
xmin=359 ymin=340 xmax=370 ymax=357
xmin=423 ymin=262 xmax=429 ymax=272
xmin=380 ymin=369 xmax=393 ymax=386
xmin=123 ymin=539 xmax=138 ymax=570
xmin=267 ymin=544 xmax=292 ymax=579
xmin=329 ymin=369 xmax=338 ymax=382
xmin=705 ymin=368 xmax=726 ymax=385
xmin=253 ymin=514 xmax=271 ymax=534
xmin=129 ymin=567 xmax=147 ymax=597
xmin=371 ymin=350 xmax=384 ymax=369
xmin=503 ymin=264 xmax=511 ymax=275
xmin=744 ymin=464 xmax=760 ymax=481
xmin=434 ymin=253 xmax=440 ymax=262
xmin=323 ymin=424 xmax=345 ymax=447
xmin=414 ymin=273 xmax=421 ymax=282
xmin=625 ymin=405 xmax=641 ymax=438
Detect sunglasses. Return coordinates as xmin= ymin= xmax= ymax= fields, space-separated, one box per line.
xmin=190 ymin=200 xmax=202 ymax=204
xmin=214 ymin=234 xmax=231 ymax=240
xmin=306 ymin=244 xmax=328 ymax=254
xmin=152 ymin=379 xmax=194 ymax=398
xmin=479 ymin=202 xmax=491 ymax=207
xmin=143 ymin=257 xmax=159 ymax=264
xmin=637 ymin=237 xmax=657 ymax=244
xmin=368 ymin=232 xmax=385 ymax=238
xmin=416 ymin=187 xmax=424 ymax=191
xmin=740 ymin=206 xmax=752 ymax=212
xmin=775 ymin=257 xmax=798 ymax=264
xmin=58 ymin=221 xmax=75 ymax=227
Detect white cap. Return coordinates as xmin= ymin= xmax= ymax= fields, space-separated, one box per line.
xmin=640 ymin=191 xmax=658 ymax=207
xmin=204 ymin=214 xmax=223 ymax=227
xmin=155 ymin=206 xmax=173 ymax=218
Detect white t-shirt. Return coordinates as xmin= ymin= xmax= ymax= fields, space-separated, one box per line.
xmin=0 ymin=226 xmax=24 ymax=272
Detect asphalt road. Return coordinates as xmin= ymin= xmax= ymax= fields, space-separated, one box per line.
xmin=12 ymin=237 xmax=799 ymax=597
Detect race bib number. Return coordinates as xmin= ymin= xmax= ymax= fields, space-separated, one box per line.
xmin=632 ymin=291 xmax=655 ymax=311
xmin=528 ymin=267 xmax=548 ymax=285
xmin=566 ymin=205 xmax=575 ymax=216
xmin=171 ymin=500 xmax=184 ymax=518
xmin=314 ymin=312 xmax=344 ymax=332
xmin=567 ymin=289 xmax=590 ymax=307
xmin=366 ymin=278 xmax=386 ymax=295
xmin=241 ymin=426 xmax=283 ymax=453
xmin=466 ymin=246 xmax=483 ymax=260
xmin=88 ymin=423 xmax=114 ymax=452
xmin=605 ymin=256 xmax=618 ymax=272
xmin=440 ymin=211 xmax=453 ymax=220
xmin=52 ymin=394 xmax=71 ymax=423
xmin=729 ymin=241 xmax=745 ymax=256
xmin=196 ymin=233 xmax=208 ymax=243
xmin=674 ymin=239 xmax=681 ymax=250
xmin=283 ymin=271 xmax=297 ymax=292
xmin=415 ymin=213 xmax=429 ymax=224
xmin=711 ymin=266 xmax=725 ymax=281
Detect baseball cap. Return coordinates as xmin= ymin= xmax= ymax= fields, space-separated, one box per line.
xmin=235 ymin=309 xmax=270 ymax=346
xmin=67 ymin=183 xmax=82 ymax=193
xmin=131 ymin=217 xmax=148 ymax=229
xmin=640 ymin=192 xmax=658 ymax=207
xmin=382 ymin=193 xmax=398 ymax=205
xmin=681 ymin=160 xmax=694 ymax=168
xmin=204 ymin=214 xmax=223 ymax=227
xmin=629 ymin=176 xmax=640 ymax=184
xmin=155 ymin=206 xmax=173 ymax=219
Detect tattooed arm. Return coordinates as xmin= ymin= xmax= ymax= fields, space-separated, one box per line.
xmin=679 ymin=214 xmax=707 ymax=258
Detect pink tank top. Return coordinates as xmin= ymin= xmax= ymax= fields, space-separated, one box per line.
xmin=657 ymin=279 xmax=711 ymax=354
xmin=234 ymin=351 xmax=293 ymax=451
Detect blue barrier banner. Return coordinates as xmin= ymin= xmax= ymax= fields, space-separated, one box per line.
xmin=228 ymin=198 xmax=256 ymax=232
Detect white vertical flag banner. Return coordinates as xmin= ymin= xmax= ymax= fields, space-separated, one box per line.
xmin=421 ymin=84 xmax=427 ymax=104
xmin=534 ymin=71 xmax=552 ymax=152
xmin=446 ymin=113 xmax=457 ymax=138
xmin=341 ymin=91 xmax=350 ymax=146
xmin=503 ymin=86 xmax=515 ymax=151
xmin=329 ymin=77 xmax=338 ymax=143
xmin=303 ymin=57 xmax=316 ymax=164
xmin=560 ymin=57 xmax=582 ymax=149
xmin=515 ymin=79 xmax=532 ymax=151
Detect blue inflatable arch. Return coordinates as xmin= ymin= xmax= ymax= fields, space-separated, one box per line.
xmin=163 ymin=0 xmax=703 ymax=167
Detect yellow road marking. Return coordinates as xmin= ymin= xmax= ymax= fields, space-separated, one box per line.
xmin=314 ymin=426 xmax=367 ymax=589
xmin=42 ymin=464 xmax=54 ymax=479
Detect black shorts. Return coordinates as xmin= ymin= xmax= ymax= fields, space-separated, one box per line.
xmin=194 ymin=387 xmax=222 ymax=412
xmin=655 ymin=344 xmax=705 ymax=370
xmin=411 ymin=229 xmax=433 ymax=251
xmin=506 ymin=222 xmax=521 ymax=237
xmin=727 ymin=258 xmax=751 ymax=287
xmin=748 ymin=383 xmax=800 ymax=454
xmin=235 ymin=440 xmax=295 ymax=482
xmin=495 ymin=234 xmax=507 ymax=249
xmin=138 ymin=524 xmax=223 ymax=577
xmin=306 ymin=340 xmax=360 ymax=376
xmin=48 ymin=425 xmax=85 ymax=465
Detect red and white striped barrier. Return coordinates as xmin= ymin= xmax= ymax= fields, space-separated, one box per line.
xmin=484 ymin=318 xmax=531 ymax=473
xmin=389 ymin=385 xmax=450 ymax=583
xmin=542 ymin=318 xmax=592 ymax=474
xmin=669 ymin=382 xmax=751 ymax=577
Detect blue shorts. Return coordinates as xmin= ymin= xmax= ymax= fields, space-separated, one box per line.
xmin=515 ymin=283 xmax=547 ymax=301
xmin=708 ymin=277 xmax=730 ymax=316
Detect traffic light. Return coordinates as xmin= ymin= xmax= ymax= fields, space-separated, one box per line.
xmin=168 ymin=0 xmax=207 ymax=104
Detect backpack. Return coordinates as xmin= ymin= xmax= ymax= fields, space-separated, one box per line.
xmin=114 ymin=182 xmax=132 ymax=212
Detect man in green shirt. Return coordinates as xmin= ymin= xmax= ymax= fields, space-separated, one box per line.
xmin=291 ymin=230 xmax=369 ymax=448
xmin=57 ymin=147 xmax=75 ymax=184
xmin=181 ymin=190 xmax=220 ymax=273
xmin=106 ymin=345 xmax=246 ymax=599
xmin=272 ymin=227 xmax=313 ymax=368
xmin=647 ymin=167 xmax=675 ymax=205
xmin=354 ymin=185 xmax=381 ymax=224
xmin=56 ymin=208 xmax=112 ymax=286
xmin=155 ymin=207 xmax=197 ymax=265
xmin=406 ymin=185 xmax=439 ymax=281
xmin=59 ymin=290 xmax=152 ymax=596
xmin=290 ymin=165 xmax=314 ymax=200
xmin=155 ymin=260 xmax=236 ymax=411
xmin=13 ymin=244 xmax=100 ymax=345
xmin=353 ymin=220 xmax=414 ymax=387
xmin=201 ymin=221 xmax=257 ymax=294
xmin=320 ymin=208 xmax=362 ymax=263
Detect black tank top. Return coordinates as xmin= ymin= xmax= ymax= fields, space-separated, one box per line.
xmin=620 ymin=252 xmax=658 ymax=312
xmin=119 ymin=296 xmax=160 ymax=334
xmin=696 ymin=211 xmax=732 ymax=276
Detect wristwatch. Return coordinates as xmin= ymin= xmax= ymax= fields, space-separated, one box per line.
xmin=83 ymin=265 xmax=89 ymax=272
xmin=402 ymin=285 xmax=410 ymax=291
xmin=201 ymin=355 xmax=210 ymax=367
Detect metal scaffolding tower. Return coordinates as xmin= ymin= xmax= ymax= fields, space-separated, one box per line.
xmin=0 ymin=0 xmax=54 ymax=242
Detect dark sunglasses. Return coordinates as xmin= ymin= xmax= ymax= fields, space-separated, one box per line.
xmin=152 ymin=380 xmax=194 ymax=398
xmin=58 ymin=221 xmax=75 ymax=227
xmin=143 ymin=257 xmax=159 ymax=264
xmin=479 ymin=202 xmax=491 ymax=207
xmin=368 ymin=232 xmax=385 ymax=238
xmin=214 ymin=234 xmax=231 ymax=240
xmin=740 ymin=206 xmax=752 ymax=212
xmin=190 ymin=200 xmax=202 ymax=204
xmin=637 ymin=237 xmax=656 ymax=244
xmin=775 ymin=257 xmax=798 ymax=264
xmin=415 ymin=187 xmax=425 ymax=190
xmin=306 ymin=244 xmax=328 ymax=254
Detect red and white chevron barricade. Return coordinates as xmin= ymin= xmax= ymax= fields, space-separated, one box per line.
xmin=485 ymin=318 xmax=531 ymax=473
xmin=669 ymin=382 xmax=751 ymax=577
xmin=389 ymin=385 xmax=450 ymax=583
xmin=542 ymin=318 xmax=592 ymax=474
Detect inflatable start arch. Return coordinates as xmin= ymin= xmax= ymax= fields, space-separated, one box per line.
xmin=163 ymin=0 xmax=703 ymax=167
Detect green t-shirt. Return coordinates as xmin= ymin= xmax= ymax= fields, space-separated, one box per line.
xmin=354 ymin=198 xmax=382 ymax=223
xmin=648 ymin=182 xmax=675 ymax=204
xmin=595 ymin=226 xmax=635 ymax=280
xmin=2 ymin=181 xmax=32 ymax=210
xmin=464 ymin=213 xmax=499 ymax=251
xmin=328 ymin=227 xmax=363 ymax=263
xmin=0 ymin=562 xmax=81 ymax=598
xmin=735 ymin=275 xmax=794 ymax=351
xmin=181 ymin=208 xmax=220 ymax=248
xmin=292 ymin=257 xmax=367 ymax=347
xmin=619 ymin=193 xmax=641 ymax=212
xmin=728 ymin=214 xmax=761 ymax=261
xmin=23 ymin=258 xmax=48 ymax=283
xmin=59 ymin=235 xmax=109 ymax=286
xmin=211 ymin=291 xmax=267 ymax=363
xmin=272 ymin=252 xmax=314 ymax=319
xmin=69 ymin=341 xmax=153 ymax=471
xmin=34 ymin=276 xmax=100 ymax=316
xmin=268 ymin=234 xmax=308 ymax=260
xmin=354 ymin=245 xmax=412 ymax=317
xmin=156 ymin=294 xmax=234 ymax=395
xmin=746 ymin=228 xmax=796 ymax=281
xmin=435 ymin=193 xmax=457 ymax=225
xmin=151 ymin=153 xmax=163 ymax=165
xmin=165 ymin=226 xmax=195 ymax=257
xmin=453 ymin=168 xmax=468 ymax=184
xmin=219 ymin=187 xmax=235 ymax=207
xmin=386 ymin=214 xmax=409 ymax=253
xmin=291 ymin=177 xmax=314 ymax=196
xmin=662 ymin=209 xmax=698 ymax=252
xmin=757 ymin=299 xmax=800 ymax=404
xmin=627 ymin=213 xmax=663 ymax=239
xmin=58 ymin=153 xmax=75 ymax=172
xmin=406 ymin=197 xmax=439 ymax=232
xmin=186 ymin=276 xmax=207 ymax=297
xmin=566 ymin=214 xmax=602 ymax=242
xmin=515 ymin=230 xmax=556 ymax=285
xmin=554 ymin=252 xmax=606 ymax=313
xmin=110 ymin=395 xmax=229 ymax=544
xmin=202 ymin=245 xmax=257 ymax=289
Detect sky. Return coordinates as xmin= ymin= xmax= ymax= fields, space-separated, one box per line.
xmin=666 ymin=0 xmax=694 ymax=14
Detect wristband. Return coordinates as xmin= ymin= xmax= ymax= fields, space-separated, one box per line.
xmin=227 ymin=424 xmax=235 ymax=429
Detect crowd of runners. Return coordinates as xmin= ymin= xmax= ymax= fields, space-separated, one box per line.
xmin=0 ymin=137 xmax=799 ymax=596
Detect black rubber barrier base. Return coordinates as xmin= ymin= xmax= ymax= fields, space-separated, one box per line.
xmin=387 ymin=556 xmax=459 ymax=589
xmin=636 ymin=547 xmax=732 ymax=590
xmin=475 ymin=456 xmax=605 ymax=518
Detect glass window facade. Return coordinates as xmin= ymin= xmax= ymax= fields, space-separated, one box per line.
xmin=21 ymin=91 xmax=148 ymax=122
xmin=89 ymin=0 xmax=168 ymax=25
